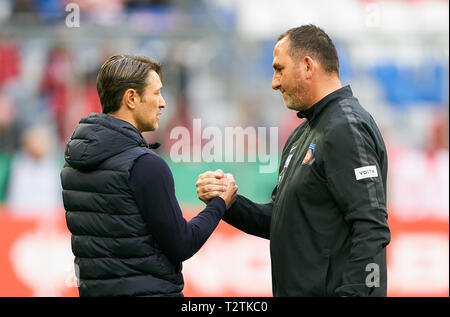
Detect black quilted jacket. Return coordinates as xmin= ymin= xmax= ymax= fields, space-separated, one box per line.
xmin=61 ymin=113 xmax=183 ymax=297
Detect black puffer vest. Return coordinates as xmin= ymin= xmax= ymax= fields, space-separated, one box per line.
xmin=61 ymin=113 xmax=184 ymax=297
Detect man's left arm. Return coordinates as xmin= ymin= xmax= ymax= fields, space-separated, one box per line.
xmin=323 ymin=118 xmax=391 ymax=297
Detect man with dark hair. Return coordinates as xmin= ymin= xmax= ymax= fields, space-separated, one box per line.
xmin=197 ymin=25 xmax=390 ymax=297
xmin=96 ymin=54 xmax=162 ymax=115
xmin=61 ymin=54 xmax=237 ymax=297
xmin=278 ymin=24 xmax=339 ymax=75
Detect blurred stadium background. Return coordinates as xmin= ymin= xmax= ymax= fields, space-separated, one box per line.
xmin=0 ymin=0 xmax=448 ymax=297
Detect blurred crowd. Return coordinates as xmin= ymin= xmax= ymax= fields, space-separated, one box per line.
xmin=0 ymin=0 xmax=448 ymax=216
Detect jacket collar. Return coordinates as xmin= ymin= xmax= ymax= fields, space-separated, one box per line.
xmin=101 ymin=114 xmax=161 ymax=149
xmin=88 ymin=113 xmax=149 ymax=147
xmin=297 ymin=85 xmax=353 ymax=122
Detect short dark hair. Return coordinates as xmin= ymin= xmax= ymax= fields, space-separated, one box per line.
xmin=96 ymin=54 xmax=162 ymax=114
xmin=278 ymin=25 xmax=339 ymax=75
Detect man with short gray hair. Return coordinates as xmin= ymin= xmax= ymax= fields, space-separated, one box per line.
xmin=197 ymin=25 xmax=391 ymax=297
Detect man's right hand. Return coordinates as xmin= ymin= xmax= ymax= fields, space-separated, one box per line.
xmin=196 ymin=169 xmax=238 ymax=209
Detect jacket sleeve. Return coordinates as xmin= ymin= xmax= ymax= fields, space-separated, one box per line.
xmin=129 ymin=153 xmax=226 ymax=263
xmin=222 ymin=124 xmax=298 ymax=240
xmin=323 ymin=116 xmax=390 ymax=297
xmin=222 ymin=194 xmax=273 ymax=239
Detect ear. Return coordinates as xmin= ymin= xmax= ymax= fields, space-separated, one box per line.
xmin=303 ymin=56 xmax=315 ymax=79
xmin=122 ymin=88 xmax=140 ymax=110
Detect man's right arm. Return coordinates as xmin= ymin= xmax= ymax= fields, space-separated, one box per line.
xmin=130 ymin=155 xmax=235 ymax=264
xmin=222 ymin=194 xmax=272 ymax=239
xmin=196 ymin=170 xmax=275 ymax=239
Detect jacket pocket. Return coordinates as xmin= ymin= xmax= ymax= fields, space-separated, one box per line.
xmin=322 ymin=255 xmax=331 ymax=297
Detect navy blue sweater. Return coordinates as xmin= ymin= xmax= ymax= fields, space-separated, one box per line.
xmin=129 ymin=153 xmax=226 ymax=264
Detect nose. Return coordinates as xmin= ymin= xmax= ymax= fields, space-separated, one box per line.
xmin=272 ymin=73 xmax=281 ymax=90
xmin=159 ymin=95 xmax=166 ymax=109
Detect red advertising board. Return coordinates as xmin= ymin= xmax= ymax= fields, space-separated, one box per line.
xmin=0 ymin=208 xmax=447 ymax=297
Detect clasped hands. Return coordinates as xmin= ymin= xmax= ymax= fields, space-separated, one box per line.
xmin=196 ymin=169 xmax=238 ymax=209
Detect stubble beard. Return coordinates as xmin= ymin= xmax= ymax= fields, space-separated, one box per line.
xmin=284 ymin=83 xmax=310 ymax=112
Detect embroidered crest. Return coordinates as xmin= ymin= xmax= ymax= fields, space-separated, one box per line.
xmin=302 ymin=143 xmax=315 ymax=165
